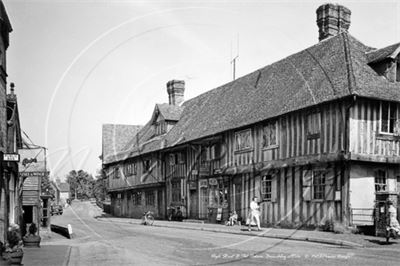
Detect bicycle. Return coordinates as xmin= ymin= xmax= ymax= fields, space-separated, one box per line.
xmin=141 ymin=211 xmax=154 ymax=226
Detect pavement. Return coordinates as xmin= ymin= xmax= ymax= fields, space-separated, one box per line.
xmin=2 ymin=229 xmax=71 ymax=266
xmin=15 ymin=213 xmax=398 ymax=265
xmin=95 ymin=216 xmax=398 ymax=249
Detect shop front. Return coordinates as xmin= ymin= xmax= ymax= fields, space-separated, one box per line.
xmin=198 ymin=176 xmax=230 ymax=223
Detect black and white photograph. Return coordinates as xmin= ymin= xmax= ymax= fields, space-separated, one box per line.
xmin=0 ymin=0 xmax=400 ymax=265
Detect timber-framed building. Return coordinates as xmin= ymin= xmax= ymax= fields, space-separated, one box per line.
xmin=102 ymin=3 xmax=400 ymax=229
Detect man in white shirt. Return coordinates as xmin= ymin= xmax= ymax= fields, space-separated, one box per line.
xmin=248 ymin=197 xmax=261 ymax=231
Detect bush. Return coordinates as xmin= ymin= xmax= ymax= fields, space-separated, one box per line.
xmin=6 ymin=224 xmax=23 ymax=252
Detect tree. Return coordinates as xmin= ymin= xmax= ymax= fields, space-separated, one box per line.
xmin=65 ymin=170 xmax=95 ymax=200
xmin=93 ymin=169 xmax=107 ymax=201
xmin=41 ymin=174 xmax=55 ymax=198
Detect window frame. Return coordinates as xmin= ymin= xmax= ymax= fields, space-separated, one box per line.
xmin=306 ymin=111 xmax=321 ymax=139
xmin=143 ymin=159 xmax=151 ymax=173
xmin=262 ymin=121 xmax=278 ymax=149
xmin=312 ymin=170 xmax=326 ymax=200
xmin=374 ymin=169 xmax=387 ymax=193
xmin=132 ymin=191 xmax=142 ymax=205
xmin=145 ymin=191 xmax=155 ymax=206
xmin=234 ymin=129 xmax=253 ymax=152
xmin=380 ymin=101 xmax=398 ymax=135
xmin=114 ymin=167 xmax=120 ymax=179
xmin=261 ymin=175 xmax=272 ymax=201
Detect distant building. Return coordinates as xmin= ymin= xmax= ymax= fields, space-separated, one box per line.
xmin=58 ymin=182 xmax=70 ymax=204
xmin=50 ymin=181 xmax=60 ymax=205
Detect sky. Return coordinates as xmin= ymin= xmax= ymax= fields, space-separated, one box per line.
xmin=4 ymin=0 xmax=400 ymax=180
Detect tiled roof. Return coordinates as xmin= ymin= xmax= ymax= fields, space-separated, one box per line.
xmin=366 ymin=42 xmax=400 ymax=64
xmin=104 ymin=32 xmax=400 ymax=162
xmin=165 ymin=33 xmax=381 ymax=147
xmin=155 ymin=103 xmax=183 ymax=121
xmin=102 ymin=124 xmax=142 ymax=164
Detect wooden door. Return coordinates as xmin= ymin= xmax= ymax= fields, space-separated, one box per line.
xmin=199 ymin=187 xmax=208 ymax=219
xmin=189 ymin=190 xmax=198 ymax=219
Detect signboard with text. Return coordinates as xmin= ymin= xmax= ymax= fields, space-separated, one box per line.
xmin=18 ymin=148 xmax=47 ymax=177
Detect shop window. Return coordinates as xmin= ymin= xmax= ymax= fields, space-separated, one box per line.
xmin=261 ymin=175 xmax=272 ymax=201
xmin=171 ymin=180 xmax=181 ymax=203
xmin=262 ymin=121 xmax=277 ymax=148
xmin=375 ymin=170 xmax=387 ymax=192
xmin=145 ymin=191 xmax=155 ymax=206
xmin=307 ymin=112 xmax=321 ymax=138
xmin=235 ymin=129 xmax=252 ymax=151
xmin=380 ymin=102 xmax=398 ymax=134
xmin=208 ymin=178 xmax=228 ymax=208
xmin=313 ymin=171 xmax=325 ymax=200
xmin=132 ymin=192 xmax=142 ymax=205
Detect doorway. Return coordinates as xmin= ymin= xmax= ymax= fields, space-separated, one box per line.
xmin=189 ymin=190 xmax=198 ymax=219
xmin=233 ymin=177 xmax=242 ymax=218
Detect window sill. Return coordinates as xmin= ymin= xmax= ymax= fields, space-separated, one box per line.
xmin=262 ymin=144 xmax=279 ymax=151
xmin=234 ymin=148 xmax=254 ymax=154
xmin=376 ymin=133 xmax=400 ymax=141
xmin=311 ymin=199 xmax=324 ymax=203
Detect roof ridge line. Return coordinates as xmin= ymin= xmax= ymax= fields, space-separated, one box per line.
xmin=342 ymin=33 xmax=356 ymax=95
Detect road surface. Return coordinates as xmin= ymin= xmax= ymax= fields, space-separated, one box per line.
xmin=47 ymin=201 xmax=400 ymax=265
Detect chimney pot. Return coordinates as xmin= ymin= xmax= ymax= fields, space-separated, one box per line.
xmin=167 ymin=80 xmax=185 ymax=106
xmin=316 ymin=3 xmax=351 ymax=41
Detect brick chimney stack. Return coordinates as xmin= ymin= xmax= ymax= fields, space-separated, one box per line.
xmin=167 ymin=80 xmax=185 ymax=106
xmin=316 ymin=3 xmax=351 ymax=41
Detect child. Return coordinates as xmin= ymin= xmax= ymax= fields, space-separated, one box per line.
xmin=226 ymin=211 xmax=238 ymax=226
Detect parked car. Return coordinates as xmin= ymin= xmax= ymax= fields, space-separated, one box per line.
xmin=51 ymin=205 xmax=63 ymax=215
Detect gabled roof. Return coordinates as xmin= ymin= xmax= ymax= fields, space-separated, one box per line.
xmin=102 ymin=124 xmax=142 ymax=164
xmin=366 ymin=42 xmax=400 ymax=64
xmin=103 ymin=32 xmax=400 ymax=163
xmin=154 ymin=103 xmax=183 ymax=122
xmin=164 ymin=33 xmax=400 ymax=147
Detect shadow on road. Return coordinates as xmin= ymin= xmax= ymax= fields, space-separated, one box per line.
xmin=365 ymin=239 xmax=398 ymax=245
xmin=94 ymin=213 xmax=113 ymax=219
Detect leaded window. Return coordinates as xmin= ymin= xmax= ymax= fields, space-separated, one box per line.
xmin=261 ymin=175 xmax=272 ymax=201
xmin=313 ymin=171 xmax=325 ymax=200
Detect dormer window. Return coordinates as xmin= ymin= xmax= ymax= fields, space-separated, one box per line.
xmin=155 ymin=121 xmax=166 ymax=135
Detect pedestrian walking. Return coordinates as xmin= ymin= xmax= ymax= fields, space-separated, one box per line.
xmin=248 ymin=197 xmax=261 ymax=231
